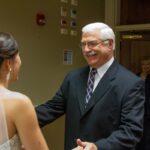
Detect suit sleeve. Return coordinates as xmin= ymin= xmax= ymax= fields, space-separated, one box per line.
xmin=95 ymin=80 xmax=145 ymax=150
xmin=35 ymin=74 xmax=69 ymax=127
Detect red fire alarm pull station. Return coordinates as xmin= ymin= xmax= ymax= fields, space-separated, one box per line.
xmin=36 ymin=12 xmax=46 ymax=26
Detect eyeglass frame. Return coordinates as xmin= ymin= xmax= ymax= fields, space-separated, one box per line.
xmin=80 ymin=39 xmax=109 ymax=49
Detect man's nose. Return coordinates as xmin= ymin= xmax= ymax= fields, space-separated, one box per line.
xmin=84 ymin=44 xmax=91 ymax=52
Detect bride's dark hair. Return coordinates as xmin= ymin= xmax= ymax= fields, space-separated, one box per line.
xmin=0 ymin=32 xmax=18 ymax=66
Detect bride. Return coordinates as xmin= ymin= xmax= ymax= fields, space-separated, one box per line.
xmin=0 ymin=32 xmax=49 ymax=150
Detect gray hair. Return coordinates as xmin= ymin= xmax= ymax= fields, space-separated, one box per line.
xmin=82 ymin=22 xmax=115 ymax=50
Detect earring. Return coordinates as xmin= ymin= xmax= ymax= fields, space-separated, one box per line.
xmin=6 ymin=68 xmax=12 ymax=81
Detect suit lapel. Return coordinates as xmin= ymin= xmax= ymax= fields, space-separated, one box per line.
xmin=81 ymin=61 xmax=118 ymax=117
xmin=77 ymin=67 xmax=90 ymax=116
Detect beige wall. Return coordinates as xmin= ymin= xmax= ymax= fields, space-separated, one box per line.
xmin=0 ymin=0 xmax=105 ymax=149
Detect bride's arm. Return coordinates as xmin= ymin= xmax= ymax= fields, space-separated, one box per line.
xmin=12 ymin=93 xmax=49 ymax=150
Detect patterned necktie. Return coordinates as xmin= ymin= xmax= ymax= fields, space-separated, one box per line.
xmin=85 ymin=68 xmax=97 ymax=106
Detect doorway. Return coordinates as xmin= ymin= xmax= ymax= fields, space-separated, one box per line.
xmin=119 ymin=31 xmax=150 ymax=74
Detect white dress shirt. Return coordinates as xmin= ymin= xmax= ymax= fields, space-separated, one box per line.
xmin=92 ymin=57 xmax=114 ymax=91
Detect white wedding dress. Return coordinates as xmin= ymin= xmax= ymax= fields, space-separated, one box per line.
xmin=0 ymin=90 xmax=22 ymax=150
xmin=0 ymin=134 xmax=22 ymax=150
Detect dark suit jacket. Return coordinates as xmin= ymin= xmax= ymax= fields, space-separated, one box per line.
xmin=36 ymin=60 xmax=145 ymax=150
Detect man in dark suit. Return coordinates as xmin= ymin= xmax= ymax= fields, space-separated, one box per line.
xmin=36 ymin=22 xmax=145 ymax=150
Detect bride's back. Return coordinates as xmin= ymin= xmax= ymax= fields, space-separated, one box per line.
xmin=1 ymin=89 xmax=26 ymax=139
xmin=0 ymin=88 xmax=49 ymax=150
xmin=0 ymin=89 xmax=27 ymax=150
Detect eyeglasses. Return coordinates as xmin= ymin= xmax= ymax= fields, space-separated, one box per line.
xmin=80 ymin=40 xmax=108 ymax=49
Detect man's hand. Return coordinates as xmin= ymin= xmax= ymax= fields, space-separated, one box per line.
xmin=72 ymin=146 xmax=84 ymax=150
xmin=21 ymin=145 xmax=25 ymax=149
xmin=76 ymin=139 xmax=98 ymax=150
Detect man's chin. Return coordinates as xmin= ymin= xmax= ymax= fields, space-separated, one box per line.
xmin=88 ymin=62 xmax=97 ymax=68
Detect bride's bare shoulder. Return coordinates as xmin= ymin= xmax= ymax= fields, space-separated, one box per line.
xmin=3 ymin=90 xmax=33 ymax=110
xmin=1 ymin=90 xmax=34 ymax=122
xmin=10 ymin=91 xmax=30 ymax=101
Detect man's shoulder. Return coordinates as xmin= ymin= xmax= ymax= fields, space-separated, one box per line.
xmin=67 ymin=66 xmax=89 ymax=76
xmin=116 ymin=63 xmax=142 ymax=83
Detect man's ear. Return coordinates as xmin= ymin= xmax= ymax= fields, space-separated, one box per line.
xmin=106 ymin=39 xmax=113 ymax=49
xmin=103 ymin=40 xmax=109 ymax=44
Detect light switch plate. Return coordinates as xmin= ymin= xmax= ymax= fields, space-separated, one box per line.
xmin=70 ymin=21 xmax=77 ymax=28
xmin=70 ymin=9 xmax=77 ymax=18
xmin=71 ymin=0 xmax=78 ymax=6
xmin=60 ymin=28 xmax=68 ymax=35
xmin=61 ymin=6 xmax=67 ymax=17
xmin=61 ymin=0 xmax=68 ymax=3
xmin=61 ymin=19 xmax=67 ymax=27
xmin=70 ymin=30 xmax=77 ymax=36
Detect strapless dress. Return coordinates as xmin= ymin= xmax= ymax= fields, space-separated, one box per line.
xmin=0 ymin=134 xmax=21 ymax=150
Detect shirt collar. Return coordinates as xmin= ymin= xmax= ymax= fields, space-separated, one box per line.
xmin=96 ymin=57 xmax=114 ymax=77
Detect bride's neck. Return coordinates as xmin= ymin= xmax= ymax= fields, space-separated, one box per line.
xmin=0 ymin=73 xmax=9 ymax=89
xmin=0 ymin=65 xmax=10 ymax=89
xmin=0 ymin=80 xmax=9 ymax=89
